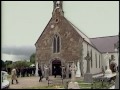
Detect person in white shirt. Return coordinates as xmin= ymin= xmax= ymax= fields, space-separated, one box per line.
xmin=11 ymin=67 xmax=18 ymax=84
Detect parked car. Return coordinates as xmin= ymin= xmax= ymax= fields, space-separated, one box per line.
xmin=1 ymin=71 xmax=10 ymax=89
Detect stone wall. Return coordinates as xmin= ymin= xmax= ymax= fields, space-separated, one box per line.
xmin=35 ymin=9 xmax=83 ymax=75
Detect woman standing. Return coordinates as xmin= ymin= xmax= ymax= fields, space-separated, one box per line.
xmin=44 ymin=65 xmax=49 ymax=80
xmin=11 ymin=67 xmax=18 ymax=84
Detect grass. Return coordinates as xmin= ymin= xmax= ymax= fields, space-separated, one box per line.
xmin=23 ymin=85 xmax=64 ymax=89
xmin=7 ymin=75 xmax=114 ymax=89
xmin=22 ymin=80 xmax=113 ymax=89
xmin=77 ymin=80 xmax=114 ymax=89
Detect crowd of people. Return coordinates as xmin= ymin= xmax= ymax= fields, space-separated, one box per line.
xmin=38 ymin=65 xmax=72 ymax=82
xmin=5 ymin=67 xmax=36 ymax=77
xmin=38 ymin=65 xmax=49 ymax=82
xmin=2 ymin=64 xmax=73 ymax=84
xmin=16 ymin=67 xmax=36 ymax=77
xmin=10 ymin=66 xmax=36 ymax=84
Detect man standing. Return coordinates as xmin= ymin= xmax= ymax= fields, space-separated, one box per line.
xmin=38 ymin=67 xmax=42 ymax=82
xmin=11 ymin=67 xmax=18 ymax=84
xmin=54 ymin=66 xmax=57 ymax=78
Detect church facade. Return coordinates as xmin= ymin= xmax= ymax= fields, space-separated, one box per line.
xmin=35 ymin=1 xmax=119 ymax=77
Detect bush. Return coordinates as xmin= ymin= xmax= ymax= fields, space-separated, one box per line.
xmin=13 ymin=60 xmax=31 ymax=68
xmin=6 ymin=60 xmax=31 ymax=69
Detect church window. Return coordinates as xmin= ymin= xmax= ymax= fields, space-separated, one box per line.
xmin=99 ymin=55 xmax=100 ymax=68
xmin=53 ymin=37 xmax=56 ymax=53
xmin=53 ymin=34 xmax=60 ymax=53
xmin=57 ymin=36 xmax=60 ymax=52
xmin=91 ymin=49 xmax=92 ymax=68
xmin=95 ymin=53 xmax=97 ymax=68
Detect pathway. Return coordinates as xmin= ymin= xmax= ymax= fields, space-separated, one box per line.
xmin=8 ymin=76 xmax=69 ymax=89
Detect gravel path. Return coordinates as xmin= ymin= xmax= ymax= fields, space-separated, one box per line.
xmin=8 ymin=76 xmax=67 ymax=89
xmin=9 ymin=76 xmax=47 ymax=89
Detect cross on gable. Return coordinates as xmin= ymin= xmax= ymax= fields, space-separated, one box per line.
xmin=84 ymin=52 xmax=91 ymax=61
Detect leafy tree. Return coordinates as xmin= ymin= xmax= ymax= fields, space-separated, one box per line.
xmin=30 ymin=53 xmax=35 ymax=64
xmin=5 ymin=60 xmax=31 ymax=69
xmin=5 ymin=60 xmax=13 ymax=65
xmin=4 ymin=60 xmax=13 ymax=68
xmin=13 ymin=60 xmax=31 ymax=68
xmin=7 ymin=64 xmax=14 ymax=69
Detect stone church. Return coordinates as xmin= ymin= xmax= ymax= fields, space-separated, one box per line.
xmin=35 ymin=1 xmax=119 ymax=78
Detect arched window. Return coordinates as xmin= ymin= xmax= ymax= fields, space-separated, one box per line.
xmin=53 ymin=34 xmax=60 ymax=53
xmin=53 ymin=37 xmax=56 ymax=53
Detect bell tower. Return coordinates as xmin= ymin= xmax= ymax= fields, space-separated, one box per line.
xmin=52 ymin=1 xmax=64 ymax=16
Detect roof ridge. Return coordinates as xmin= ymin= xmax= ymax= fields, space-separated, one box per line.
xmin=64 ymin=17 xmax=102 ymax=53
xmin=90 ymin=35 xmax=118 ymax=39
xmin=66 ymin=19 xmax=90 ymax=39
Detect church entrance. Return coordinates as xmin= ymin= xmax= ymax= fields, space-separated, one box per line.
xmin=52 ymin=60 xmax=61 ymax=76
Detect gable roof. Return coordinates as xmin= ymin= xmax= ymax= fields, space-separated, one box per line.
xmin=62 ymin=18 xmax=102 ymax=53
xmin=68 ymin=20 xmax=93 ymax=45
xmin=65 ymin=18 xmax=101 ymax=52
xmin=35 ymin=18 xmax=52 ymax=46
xmin=90 ymin=35 xmax=119 ymax=53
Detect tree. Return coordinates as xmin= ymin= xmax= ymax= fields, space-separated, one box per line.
xmin=4 ymin=60 xmax=31 ymax=69
xmin=4 ymin=60 xmax=13 ymax=68
xmin=13 ymin=60 xmax=31 ymax=68
xmin=30 ymin=53 xmax=35 ymax=64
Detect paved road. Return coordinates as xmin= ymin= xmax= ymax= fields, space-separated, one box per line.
xmin=8 ymin=76 xmax=68 ymax=89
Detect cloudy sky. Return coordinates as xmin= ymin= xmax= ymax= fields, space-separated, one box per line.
xmin=2 ymin=1 xmax=119 ymax=47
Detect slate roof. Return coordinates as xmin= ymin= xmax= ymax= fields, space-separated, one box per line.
xmin=66 ymin=18 xmax=119 ymax=53
xmin=90 ymin=35 xmax=119 ymax=53
xmin=62 ymin=18 xmax=119 ymax=53
xmin=66 ymin=19 xmax=119 ymax=53
xmin=66 ymin=19 xmax=101 ymax=52
xmin=69 ymin=18 xmax=119 ymax=53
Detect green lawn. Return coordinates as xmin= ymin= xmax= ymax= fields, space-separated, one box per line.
xmin=78 ymin=81 xmax=114 ymax=89
xmin=22 ymin=80 xmax=113 ymax=89
xmin=24 ymin=85 xmax=64 ymax=89
xmin=8 ymin=76 xmax=113 ymax=89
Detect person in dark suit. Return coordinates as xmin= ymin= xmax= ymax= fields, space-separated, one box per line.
xmin=54 ymin=66 xmax=57 ymax=78
xmin=38 ymin=67 xmax=42 ymax=82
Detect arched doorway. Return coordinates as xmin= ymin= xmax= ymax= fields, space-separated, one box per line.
xmin=52 ymin=59 xmax=61 ymax=75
